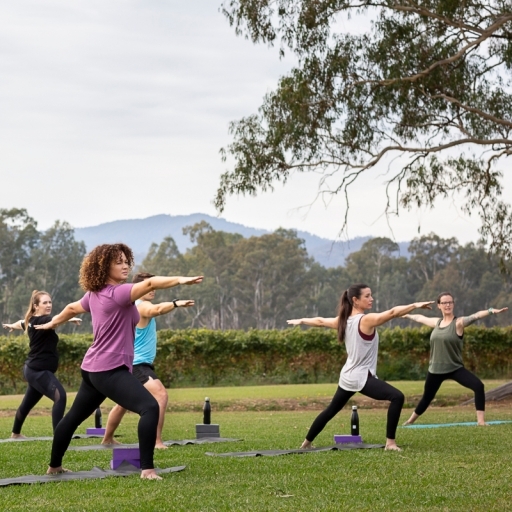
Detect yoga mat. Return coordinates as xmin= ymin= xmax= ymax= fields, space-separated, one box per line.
xmin=401 ymin=420 xmax=512 ymax=429
xmin=0 ymin=434 xmax=108 ymax=443
xmin=0 ymin=461 xmax=186 ymax=487
xmin=205 ymin=443 xmax=385 ymax=457
xmin=69 ymin=437 xmax=241 ymax=451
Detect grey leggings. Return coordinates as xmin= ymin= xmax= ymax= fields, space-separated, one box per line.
xmin=12 ymin=365 xmax=67 ymax=434
xmin=49 ymin=366 xmax=159 ymax=470
xmin=306 ymin=375 xmax=405 ymax=442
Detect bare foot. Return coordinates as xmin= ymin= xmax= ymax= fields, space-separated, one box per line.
xmin=477 ymin=422 xmax=489 ymax=426
xmin=385 ymin=443 xmax=403 ymax=452
xmin=300 ymin=440 xmax=313 ymax=450
xmin=10 ymin=433 xmax=27 ymax=439
xmin=141 ymin=469 xmax=162 ymax=480
xmin=155 ymin=442 xmax=168 ymax=450
xmin=47 ymin=466 xmax=71 ymax=475
xmin=101 ymin=438 xmax=121 ymax=445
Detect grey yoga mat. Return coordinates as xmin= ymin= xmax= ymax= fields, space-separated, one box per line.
xmin=69 ymin=437 xmax=241 ymax=451
xmin=0 ymin=434 xmax=107 ymax=443
xmin=205 ymin=443 xmax=385 ymax=457
xmin=0 ymin=461 xmax=186 ymax=487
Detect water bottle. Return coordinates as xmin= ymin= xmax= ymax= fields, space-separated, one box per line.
xmin=95 ymin=407 xmax=102 ymax=428
xmin=203 ymin=397 xmax=211 ymax=425
xmin=351 ymin=405 xmax=359 ymax=436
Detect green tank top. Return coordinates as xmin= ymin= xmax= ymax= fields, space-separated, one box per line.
xmin=429 ymin=318 xmax=464 ymax=374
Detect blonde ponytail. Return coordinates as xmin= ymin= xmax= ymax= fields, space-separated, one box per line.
xmin=24 ymin=290 xmax=51 ymax=329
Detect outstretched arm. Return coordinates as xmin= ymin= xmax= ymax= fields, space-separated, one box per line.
xmin=2 ymin=320 xmax=24 ymax=332
xmin=34 ymin=301 xmax=87 ymax=330
xmin=130 ymin=276 xmax=203 ymax=302
xmin=287 ymin=317 xmax=338 ymax=329
xmin=403 ymin=314 xmax=438 ymax=328
xmin=361 ymin=302 xmax=434 ymax=331
xmin=456 ymin=307 xmax=508 ymax=333
xmin=137 ymin=299 xmax=195 ymax=319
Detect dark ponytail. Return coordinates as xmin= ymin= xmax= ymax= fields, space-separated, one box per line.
xmin=337 ymin=283 xmax=369 ymax=342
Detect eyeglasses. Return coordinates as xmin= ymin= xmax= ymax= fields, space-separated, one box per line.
xmin=439 ymin=301 xmax=454 ymax=306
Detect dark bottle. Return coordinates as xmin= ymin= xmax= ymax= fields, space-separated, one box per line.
xmin=95 ymin=407 xmax=102 ymax=429
xmin=203 ymin=397 xmax=211 ymax=425
xmin=351 ymin=405 xmax=359 ymax=436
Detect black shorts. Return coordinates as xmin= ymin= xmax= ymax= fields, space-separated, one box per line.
xmin=132 ymin=363 xmax=158 ymax=385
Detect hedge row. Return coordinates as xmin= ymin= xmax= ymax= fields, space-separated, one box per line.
xmin=1 ymin=327 xmax=511 ymax=394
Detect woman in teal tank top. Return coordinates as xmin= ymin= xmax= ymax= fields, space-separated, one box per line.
xmin=403 ymin=292 xmax=507 ymax=426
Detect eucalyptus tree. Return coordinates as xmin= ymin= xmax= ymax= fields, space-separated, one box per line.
xmin=217 ymin=1 xmax=512 ymax=269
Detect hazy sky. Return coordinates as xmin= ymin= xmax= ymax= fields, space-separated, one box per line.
xmin=0 ymin=1 xmax=506 ymax=244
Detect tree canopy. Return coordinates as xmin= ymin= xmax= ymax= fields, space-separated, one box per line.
xmin=216 ymin=1 xmax=512 ymax=268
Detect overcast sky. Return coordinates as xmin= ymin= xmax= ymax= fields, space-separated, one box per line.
xmin=0 ymin=0 xmax=506 ymax=244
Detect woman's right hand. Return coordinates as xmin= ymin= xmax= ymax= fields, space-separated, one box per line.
xmin=2 ymin=323 xmax=15 ymax=332
xmin=34 ymin=320 xmax=56 ymax=330
xmin=287 ymin=319 xmax=302 ymax=325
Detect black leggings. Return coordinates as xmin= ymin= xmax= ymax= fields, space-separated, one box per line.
xmin=49 ymin=366 xmax=159 ymax=470
xmin=415 ymin=367 xmax=485 ymax=415
xmin=306 ymin=375 xmax=405 ymax=442
xmin=12 ymin=365 xmax=67 ymax=435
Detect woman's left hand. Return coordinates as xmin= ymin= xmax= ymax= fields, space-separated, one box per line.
xmin=179 ymin=276 xmax=204 ymax=286
xmin=415 ymin=301 xmax=434 ymax=310
xmin=177 ymin=300 xmax=195 ymax=308
xmin=491 ymin=307 xmax=508 ymax=315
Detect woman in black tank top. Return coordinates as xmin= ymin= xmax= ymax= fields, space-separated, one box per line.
xmin=2 ymin=290 xmax=82 ymax=438
xmin=403 ymin=291 xmax=507 ymax=426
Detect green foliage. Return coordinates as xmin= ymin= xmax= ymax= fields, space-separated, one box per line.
xmin=0 ymin=209 xmax=86 ymax=327
xmin=2 ymin=326 xmax=511 ymax=394
xmin=218 ymin=1 xmax=512 ymax=267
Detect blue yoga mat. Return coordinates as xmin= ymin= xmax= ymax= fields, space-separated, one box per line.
xmin=401 ymin=420 xmax=512 ymax=429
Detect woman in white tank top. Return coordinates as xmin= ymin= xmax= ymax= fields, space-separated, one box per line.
xmin=288 ymin=283 xmax=432 ymax=451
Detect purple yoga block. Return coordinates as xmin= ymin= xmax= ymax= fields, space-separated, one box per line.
xmin=334 ymin=434 xmax=362 ymax=444
xmin=110 ymin=458 xmax=141 ymax=470
xmin=86 ymin=427 xmax=106 ymax=435
xmin=112 ymin=447 xmax=140 ymax=460
xmin=111 ymin=447 xmax=141 ymax=470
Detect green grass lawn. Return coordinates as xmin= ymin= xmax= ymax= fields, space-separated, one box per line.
xmin=0 ymin=381 xmax=511 ymax=511
xmin=0 ymin=379 xmax=508 ymax=412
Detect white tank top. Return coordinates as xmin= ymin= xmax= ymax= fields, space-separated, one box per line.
xmin=338 ymin=313 xmax=379 ymax=392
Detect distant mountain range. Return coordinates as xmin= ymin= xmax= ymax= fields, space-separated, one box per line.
xmin=74 ymin=213 xmax=409 ymax=268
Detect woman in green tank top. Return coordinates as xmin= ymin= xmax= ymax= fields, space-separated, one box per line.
xmin=403 ymin=292 xmax=507 ymax=426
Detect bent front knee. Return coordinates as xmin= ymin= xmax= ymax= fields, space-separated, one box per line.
xmin=142 ymin=398 xmax=160 ymax=418
xmin=392 ymin=391 xmax=405 ymax=406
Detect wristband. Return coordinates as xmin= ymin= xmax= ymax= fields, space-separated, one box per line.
xmin=173 ymin=300 xmax=179 ymax=308
xmin=488 ymin=308 xmax=494 ymax=315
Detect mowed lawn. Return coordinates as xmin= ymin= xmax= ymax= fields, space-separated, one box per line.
xmin=0 ymin=381 xmax=511 ymax=511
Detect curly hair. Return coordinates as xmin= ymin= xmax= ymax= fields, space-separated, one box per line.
xmin=79 ymin=243 xmax=134 ymax=292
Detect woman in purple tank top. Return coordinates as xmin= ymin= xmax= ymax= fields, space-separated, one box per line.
xmin=288 ymin=283 xmax=432 ymax=451
xmin=35 ymin=243 xmax=203 ymax=479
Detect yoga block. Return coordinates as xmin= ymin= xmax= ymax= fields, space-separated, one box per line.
xmin=86 ymin=427 xmax=106 ymax=435
xmin=195 ymin=424 xmax=220 ymax=439
xmin=334 ymin=435 xmax=363 ymax=444
xmin=111 ymin=447 xmax=141 ymax=470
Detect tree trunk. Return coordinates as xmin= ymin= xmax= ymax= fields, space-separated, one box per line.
xmin=461 ymin=382 xmax=512 ymax=404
